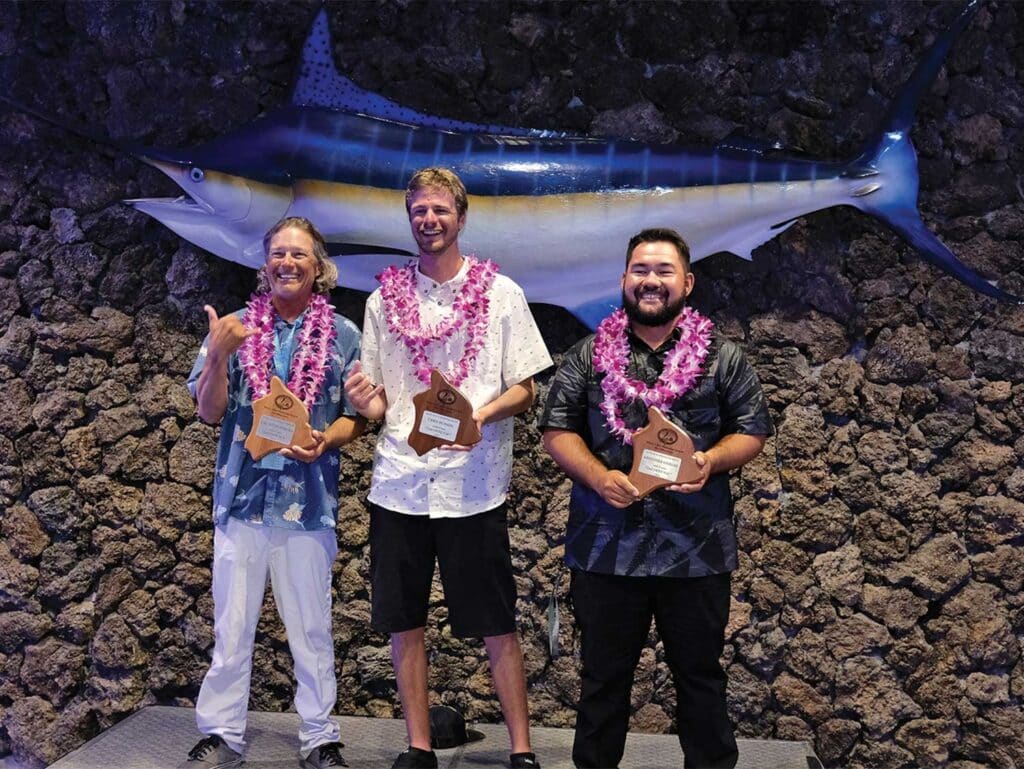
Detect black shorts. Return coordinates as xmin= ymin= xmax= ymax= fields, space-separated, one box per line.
xmin=368 ymin=502 xmax=517 ymax=638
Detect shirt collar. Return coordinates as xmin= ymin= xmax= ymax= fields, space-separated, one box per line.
xmin=273 ymin=305 xmax=308 ymax=330
xmin=627 ymin=324 xmax=682 ymax=353
xmin=415 ymin=256 xmax=470 ymax=293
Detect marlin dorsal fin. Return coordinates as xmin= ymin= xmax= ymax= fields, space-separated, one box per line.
xmin=290 ymin=7 xmax=566 ymax=138
xmin=290 ymin=7 xmax=390 ymax=114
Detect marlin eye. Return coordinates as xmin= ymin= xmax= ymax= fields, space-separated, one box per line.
xmin=189 ymin=167 xmax=205 ymax=182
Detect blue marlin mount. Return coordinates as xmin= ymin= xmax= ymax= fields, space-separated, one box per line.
xmin=26 ymin=1 xmax=1019 ymax=329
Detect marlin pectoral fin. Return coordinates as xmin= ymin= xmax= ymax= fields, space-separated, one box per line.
xmin=329 ymin=252 xmax=415 ymax=294
xmin=714 ymin=218 xmax=800 ymax=263
xmin=841 ymin=165 xmax=879 ymax=180
xmin=325 ymin=242 xmax=413 ymax=258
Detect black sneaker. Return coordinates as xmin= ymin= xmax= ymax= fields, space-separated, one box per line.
xmin=510 ymin=752 xmax=541 ymax=769
xmin=177 ymin=735 xmax=242 ymax=768
xmin=301 ymin=741 xmax=348 ymax=768
xmin=391 ymin=746 xmax=439 ymax=769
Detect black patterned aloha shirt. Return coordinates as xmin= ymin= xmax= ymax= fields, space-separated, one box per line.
xmin=539 ymin=329 xmax=773 ymax=578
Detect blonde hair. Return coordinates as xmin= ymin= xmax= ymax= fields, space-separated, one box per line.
xmin=256 ymin=216 xmax=338 ymax=294
xmin=405 ymin=167 xmax=468 ymax=218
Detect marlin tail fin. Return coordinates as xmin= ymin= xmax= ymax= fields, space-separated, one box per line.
xmin=845 ymin=0 xmax=1021 ymax=303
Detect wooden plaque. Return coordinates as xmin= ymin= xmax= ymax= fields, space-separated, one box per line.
xmin=244 ymin=376 xmax=315 ymax=461
xmin=627 ymin=406 xmax=702 ymax=499
xmin=408 ymin=369 xmax=482 ymax=456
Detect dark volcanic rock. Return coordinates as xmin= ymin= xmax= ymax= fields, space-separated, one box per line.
xmin=0 ymin=611 xmax=52 ymax=653
xmin=1 ymin=503 xmax=49 ymax=561
xmin=865 ymin=325 xmax=934 ymax=384
xmin=970 ymin=328 xmax=1024 ymax=380
xmin=892 ymin=534 xmax=970 ymax=600
xmin=168 ymin=421 xmax=216 ymax=488
xmin=0 ymin=2 xmax=1023 ymax=765
xmin=0 ymin=378 xmax=34 ymax=438
xmin=0 ymin=541 xmax=39 ymax=611
xmin=21 ymin=637 xmax=86 ymax=707
xmin=26 ymin=485 xmax=90 ymax=539
xmin=138 ymin=481 xmax=208 ymax=543
xmin=835 ymin=655 xmax=923 ymax=737
xmin=90 ymin=613 xmax=148 ymax=671
xmin=2 ymin=696 xmax=62 ymax=768
xmin=748 ymin=311 xmax=849 ymax=363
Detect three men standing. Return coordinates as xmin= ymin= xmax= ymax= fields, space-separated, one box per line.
xmin=185 ymin=217 xmax=362 ymax=769
xmin=186 ymin=183 xmax=769 ymax=769
xmin=345 ymin=167 xmax=550 ymax=769
xmin=540 ymin=228 xmax=772 ymax=769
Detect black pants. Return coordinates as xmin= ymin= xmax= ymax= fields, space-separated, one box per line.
xmin=570 ymin=569 xmax=738 ymax=769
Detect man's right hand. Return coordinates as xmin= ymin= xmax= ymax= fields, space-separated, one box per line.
xmin=204 ymin=305 xmax=257 ymax=363
xmin=596 ymin=469 xmax=640 ymax=508
xmin=343 ymin=361 xmax=386 ymax=419
xmin=196 ymin=305 xmax=256 ymax=424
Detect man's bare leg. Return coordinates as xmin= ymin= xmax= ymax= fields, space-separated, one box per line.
xmin=484 ymin=631 xmax=532 ymax=754
xmin=392 ymin=627 xmax=431 ymax=751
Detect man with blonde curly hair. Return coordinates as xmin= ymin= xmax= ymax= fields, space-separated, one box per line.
xmin=183 ymin=217 xmax=362 ymax=769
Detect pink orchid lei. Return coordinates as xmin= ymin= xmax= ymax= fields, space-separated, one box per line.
xmin=593 ymin=307 xmax=714 ymax=445
xmin=237 ymin=292 xmax=337 ymax=410
xmin=377 ymin=256 xmax=499 ymax=387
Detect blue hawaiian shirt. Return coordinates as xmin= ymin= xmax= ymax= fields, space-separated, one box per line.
xmin=187 ymin=306 xmax=361 ymax=531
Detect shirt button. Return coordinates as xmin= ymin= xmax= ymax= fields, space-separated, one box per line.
xmin=429 ymin=477 xmax=435 ymax=482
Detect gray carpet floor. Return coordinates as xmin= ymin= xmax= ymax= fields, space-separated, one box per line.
xmin=43 ymin=706 xmax=822 ymax=769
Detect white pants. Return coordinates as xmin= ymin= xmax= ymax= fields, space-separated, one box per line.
xmin=195 ymin=517 xmax=341 ymax=755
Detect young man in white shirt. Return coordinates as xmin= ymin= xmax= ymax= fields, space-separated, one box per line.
xmin=345 ymin=167 xmax=550 ymax=769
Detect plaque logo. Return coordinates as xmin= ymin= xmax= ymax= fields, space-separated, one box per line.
xmin=245 ymin=376 xmax=314 ymax=461
xmin=628 ymin=407 xmax=700 ymax=498
xmin=657 ymin=428 xmax=678 ymax=446
xmin=408 ymin=370 xmax=483 ymax=456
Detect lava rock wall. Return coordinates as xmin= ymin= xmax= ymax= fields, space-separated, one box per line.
xmin=0 ymin=2 xmax=1022 ymax=767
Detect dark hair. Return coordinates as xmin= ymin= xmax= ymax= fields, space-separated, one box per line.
xmin=405 ymin=167 xmax=469 ymax=218
xmin=625 ymin=228 xmax=691 ymax=269
xmin=257 ymin=216 xmax=338 ymax=294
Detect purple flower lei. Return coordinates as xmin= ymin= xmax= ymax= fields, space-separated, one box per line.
xmin=592 ymin=307 xmax=714 ymax=445
xmin=377 ymin=256 xmax=499 ymax=388
xmin=237 ymin=292 xmax=337 ymax=410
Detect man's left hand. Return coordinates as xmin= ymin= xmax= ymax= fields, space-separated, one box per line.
xmin=438 ymin=410 xmax=484 ymax=452
xmin=666 ymin=450 xmax=712 ymax=494
xmin=279 ymin=429 xmax=327 ymax=463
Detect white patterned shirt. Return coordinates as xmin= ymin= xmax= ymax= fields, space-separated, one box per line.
xmin=362 ymin=258 xmax=552 ymax=517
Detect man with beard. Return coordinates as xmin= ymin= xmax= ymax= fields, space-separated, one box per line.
xmin=539 ymin=228 xmax=772 ymax=769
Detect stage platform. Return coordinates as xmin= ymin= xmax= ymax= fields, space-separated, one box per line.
xmin=42 ymin=705 xmax=822 ymax=768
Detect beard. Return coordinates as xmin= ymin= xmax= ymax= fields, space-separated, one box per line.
xmin=621 ymin=288 xmax=687 ymax=327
